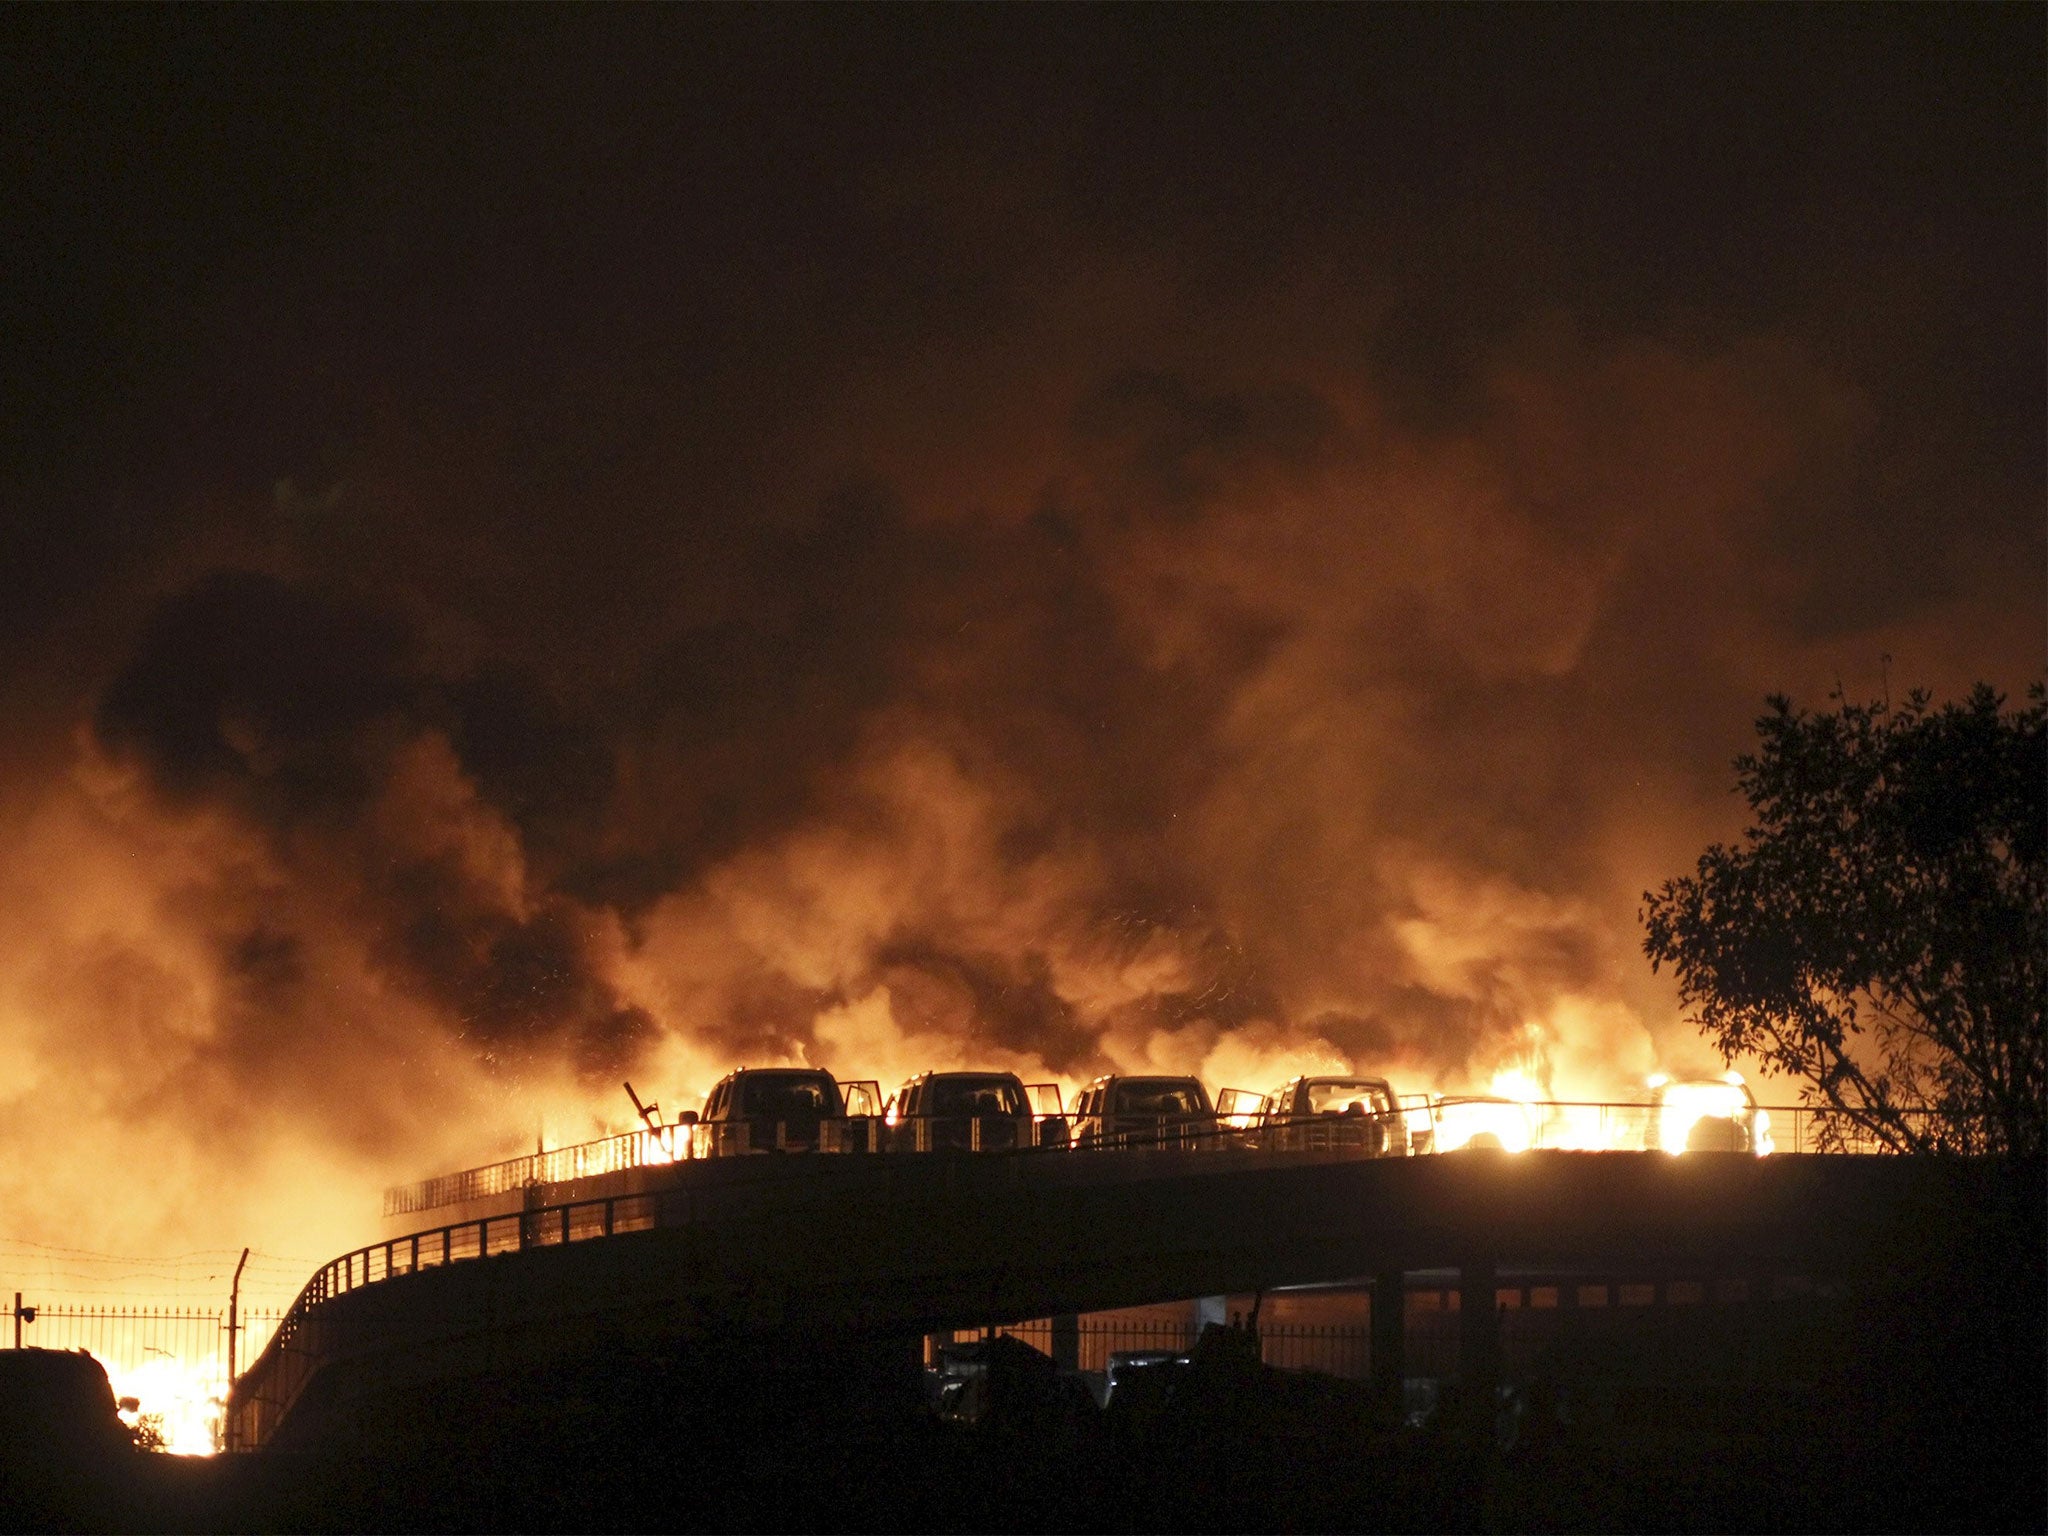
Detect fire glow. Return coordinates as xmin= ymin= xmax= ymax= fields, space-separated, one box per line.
xmin=0 ymin=18 xmax=2028 ymax=1500
xmin=1651 ymin=1073 xmax=1772 ymax=1157
xmin=101 ymin=1353 xmax=225 ymax=1456
xmin=0 ymin=338 xmax=1854 ymax=1313
xmin=1428 ymin=1097 xmax=1538 ymax=1154
xmin=1400 ymin=1068 xmax=1776 ymax=1156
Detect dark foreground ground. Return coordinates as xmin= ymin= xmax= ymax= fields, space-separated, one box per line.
xmin=6 ymin=1166 xmax=2043 ymax=1534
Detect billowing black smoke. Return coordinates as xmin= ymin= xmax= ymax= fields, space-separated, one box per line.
xmin=0 ymin=8 xmax=2035 ymax=1268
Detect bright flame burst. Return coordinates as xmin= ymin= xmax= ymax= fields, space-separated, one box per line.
xmin=99 ymin=1352 xmax=224 ymax=1455
xmin=1652 ymin=1072 xmax=1772 ymax=1156
xmin=1430 ymin=1095 xmax=1537 ymax=1153
xmin=1414 ymin=1064 xmax=1776 ymax=1155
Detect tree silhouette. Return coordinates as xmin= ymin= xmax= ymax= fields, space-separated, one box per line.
xmin=1643 ymin=684 xmax=2045 ymax=1156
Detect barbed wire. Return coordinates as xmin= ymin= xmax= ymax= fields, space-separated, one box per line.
xmin=0 ymin=1237 xmax=318 ymax=1312
xmin=0 ymin=1238 xmax=314 ymax=1265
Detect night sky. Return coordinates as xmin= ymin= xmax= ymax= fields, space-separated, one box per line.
xmin=0 ymin=8 xmax=2040 ymax=1262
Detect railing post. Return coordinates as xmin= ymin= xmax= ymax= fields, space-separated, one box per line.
xmin=560 ymin=1205 xmax=571 ymax=1245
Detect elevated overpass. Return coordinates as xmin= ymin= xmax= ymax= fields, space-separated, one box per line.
xmin=226 ymin=1134 xmax=1997 ymax=1452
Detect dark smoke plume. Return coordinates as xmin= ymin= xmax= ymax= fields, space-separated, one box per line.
xmin=0 ymin=8 xmax=2036 ymax=1271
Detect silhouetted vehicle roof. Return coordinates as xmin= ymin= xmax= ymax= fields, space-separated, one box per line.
xmin=913 ymin=1073 xmax=1030 ymax=1118
xmin=701 ymin=1067 xmax=846 ymax=1122
xmin=0 ymin=1348 xmax=130 ymax=1462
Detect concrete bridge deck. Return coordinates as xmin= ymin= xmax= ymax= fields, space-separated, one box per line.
xmin=227 ymin=1146 xmax=2000 ymax=1451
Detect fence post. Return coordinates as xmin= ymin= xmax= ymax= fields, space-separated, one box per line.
xmin=227 ymin=1247 xmax=249 ymax=1406
xmin=1051 ymin=1313 xmax=1079 ymax=1372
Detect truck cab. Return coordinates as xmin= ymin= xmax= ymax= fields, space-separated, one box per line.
xmin=1071 ymin=1075 xmax=1218 ymax=1150
xmin=886 ymin=1071 xmax=1037 ymax=1152
xmin=692 ymin=1067 xmax=848 ymax=1155
xmin=1259 ymin=1075 xmax=1408 ymax=1155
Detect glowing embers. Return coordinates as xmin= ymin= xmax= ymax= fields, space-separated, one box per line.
xmin=1649 ymin=1073 xmax=1772 ymax=1156
xmin=103 ymin=1352 xmax=224 ymax=1455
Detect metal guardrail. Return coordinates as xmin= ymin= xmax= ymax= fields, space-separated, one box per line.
xmin=230 ymin=1189 xmax=665 ymax=1451
xmin=383 ymin=1099 xmax=1932 ymax=1217
xmin=384 ymin=1128 xmax=683 ymax=1216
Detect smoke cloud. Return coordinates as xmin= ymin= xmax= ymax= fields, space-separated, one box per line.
xmin=0 ymin=9 xmax=2037 ymax=1282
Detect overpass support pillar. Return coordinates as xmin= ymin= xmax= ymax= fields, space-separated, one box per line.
xmin=1050 ymin=1313 xmax=1079 ymax=1372
xmin=1371 ymin=1268 xmax=1405 ymax=1403
xmin=1459 ymin=1254 xmax=1499 ymax=1439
